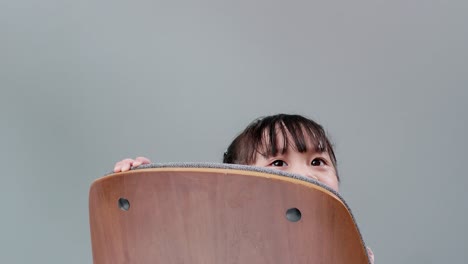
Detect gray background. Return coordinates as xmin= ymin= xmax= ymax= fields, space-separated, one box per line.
xmin=1 ymin=0 xmax=467 ymax=263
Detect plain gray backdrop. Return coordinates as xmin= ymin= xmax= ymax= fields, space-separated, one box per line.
xmin=1 ymin=0 xmax=467 ymax=263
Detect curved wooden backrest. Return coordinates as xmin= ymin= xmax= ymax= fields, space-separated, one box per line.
xmin=89 ymin=165 xmax=370 ymax=264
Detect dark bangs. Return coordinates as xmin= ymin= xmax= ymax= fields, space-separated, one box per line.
xmin=224 ymin=114 xmax=337 ymax=171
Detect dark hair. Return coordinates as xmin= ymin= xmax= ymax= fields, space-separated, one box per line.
xmin=223 ymin=114 xmax=338 ymax=178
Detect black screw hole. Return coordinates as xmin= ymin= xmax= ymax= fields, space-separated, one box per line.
xmin=286 ymin=208 xmax=301 ymax=222
xmin=118 ymin=198 xmax=130 ymax=211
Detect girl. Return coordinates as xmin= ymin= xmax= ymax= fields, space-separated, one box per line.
xmin=113 ymin=113 xmax=374 ymax=263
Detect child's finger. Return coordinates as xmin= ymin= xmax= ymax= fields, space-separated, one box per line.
xmin=135 ymin=157 xmax=151 ymax=164
xmin=113 ymin=158 xmax=149 ymax=172
xmin=120 ymin=159 xmax=134 ymax=172
xmin=114 ymin=159 xmax=128 ymax=172
xmin=113 ymin=161 xmax=123 ymax=172
xmin=121 ymin=162 xmax=131 ymax=172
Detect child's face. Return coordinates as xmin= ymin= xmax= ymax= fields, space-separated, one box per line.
xmin=251 ymin=130 xmax=339 ymax=192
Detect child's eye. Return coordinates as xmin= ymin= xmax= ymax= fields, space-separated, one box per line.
xmin=311 ymin=158 xmax=326 ymax=166
xmin=271 ymin=160 xmax=288 ymax=167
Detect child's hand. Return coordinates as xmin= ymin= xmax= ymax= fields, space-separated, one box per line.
xmin=113 ymin=157 xmax=151 ymax=173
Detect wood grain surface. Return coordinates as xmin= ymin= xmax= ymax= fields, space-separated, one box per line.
xmin=89 ymin=168 xmax=369 ymax=264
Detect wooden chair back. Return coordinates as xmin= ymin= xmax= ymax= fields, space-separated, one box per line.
xmin=89 ymin=165 xmax=369 ymax=263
